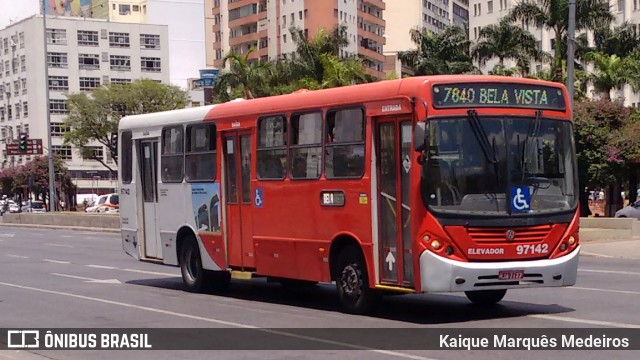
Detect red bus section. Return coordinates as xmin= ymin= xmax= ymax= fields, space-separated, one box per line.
xmin=119 ymin=75 xmax=580 ymax=315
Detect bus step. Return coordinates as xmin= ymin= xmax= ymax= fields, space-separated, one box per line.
xmin=231 ymin=270 xmax=253 ymax=280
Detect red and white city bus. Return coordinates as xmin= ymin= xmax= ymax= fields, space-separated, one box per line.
xmin=118 ymin=75 xmax=580 ymax=314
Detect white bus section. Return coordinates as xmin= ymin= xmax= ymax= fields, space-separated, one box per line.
xmin=118 ymin=105 xmax=220 ymax=269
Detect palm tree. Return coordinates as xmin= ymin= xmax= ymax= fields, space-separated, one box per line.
xmin=214 ymin=48 xmax=271 ymax=100
xmin=289 ymin=25 xmax=350 ymax=84
xmin=593 ymin=21 xmax=640 ymax=58
xmin=583 ymin=52 xmax=639 ymax=100
xmin=508 ymin=0 xmax=613 ymax=82
xmin=473 ymin=17 xmax=548 ymax=70
xmin=399 ymin=25 xmax=476 ymax=75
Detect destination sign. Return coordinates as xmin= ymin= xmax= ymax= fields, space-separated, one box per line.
xmin=431 ymin=82 xmax=566 ymax=111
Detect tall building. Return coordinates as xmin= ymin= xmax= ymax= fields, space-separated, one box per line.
xmin=0 ymin=15 xmax=169 ymax=193
xmin=43 ymin=0 xmax=204 ymax=89
xmin=468 ymin=0 xmax=640 ymax=106
xmin=205 ymin=0 xmax=386 ymax=78
xmin=384 ymin=0 xmax=470 ymax=77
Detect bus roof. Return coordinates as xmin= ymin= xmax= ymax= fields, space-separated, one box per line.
xmin=119 ymin=104 xmax=217 ymax=131
xmin=205 ymin=75 xmax=567 ymax=120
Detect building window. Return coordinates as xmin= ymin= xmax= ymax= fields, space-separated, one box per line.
xmin=4 ymin=60 xmax=9 ymax=76
xmin=13 ymin=80 xmax=19 ymax=97
xmin=47 ymin=29 xmax=67 ymax=45
xmin=290 ymin=112 xmax=322 ymax=179
xmin=52 ymin=146 xmax=72 ymax=160
xmin=109 ymin=32 xmax=130 ymax=47
xmin=20 ymin=55 xmax=25 ymax=72
xmin=110 ymin=55 xmax=131 ymax=71
xmin=140 ymin=34 xmax=160 ymax=49
xmin=619 ymin=0 xmax=625 ymax=12
xmin=79 ymin=53 xmax=100 ymax=69
xmin=488 ymin=0 xmax=494 ymax=13
xmin=185 ymin=124 xmax=216 ymax=182
xmin=21 ymin=78 xmax=26 ymax=94
xmin=119 ymin=4 xmax=131 ymax=15
xmin=19 ymin=32 xmax=24 ymax=48
xmin=47 ymin=52 xmax=68 ymax=68
xmin=110 ymin=78 xmax=132 ymax=84
xmin=15 ymin=103 xmax=21 ymax=119
xmin=22 ymin=101 xmax=28 ymax=118
xmin=83 ymin=146 xmax=104 ymax=161
xmin=49 ymin=99 xmax=68 ymax=114
xmin=51 ymin=123 xmax=71 ymax=137
xmin=77 ymin=30 xmax=99 ymax=46
xmin=161 ymin=126 xmax=184 ymax=182
xmin=79 ymin=77 xmax=100 ymax=91
xmin=141 ymin=57 xmax=161 ymax=72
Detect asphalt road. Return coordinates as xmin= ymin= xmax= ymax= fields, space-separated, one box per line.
xmin=0 ymin=226 xmax=638 ymax=360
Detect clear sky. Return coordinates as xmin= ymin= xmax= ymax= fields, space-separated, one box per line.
xmin=0 ymin=0 xmax=40 ymax=28
xmin=0 ymin=0 xmax=206 ymax=89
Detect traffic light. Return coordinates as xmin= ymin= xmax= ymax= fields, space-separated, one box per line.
xmin=19 ymin=134 xmax=28 ymax=152
xmin=110 ymin=133 xmax=118 ymax=161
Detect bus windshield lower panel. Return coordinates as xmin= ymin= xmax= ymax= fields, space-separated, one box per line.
xmin=421 ymin=116 xmax=578 ymax=216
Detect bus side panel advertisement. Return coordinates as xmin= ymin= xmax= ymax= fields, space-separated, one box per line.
xmin=191 ymin=183 xmax=221 ymax=233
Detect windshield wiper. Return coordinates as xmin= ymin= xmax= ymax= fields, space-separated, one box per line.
xmin=521 ymin=110 xmax=542 ymax=182
xmin=467 ymin=109 xmax=500 ymax=187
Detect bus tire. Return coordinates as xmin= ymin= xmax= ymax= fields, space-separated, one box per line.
xmin=335 ymin=245 xmax=379 ymax=315
xmin=179 ymin=236 xmax=230 ymax=293
xmin=464 ymin=289 xmax=507 ymax=306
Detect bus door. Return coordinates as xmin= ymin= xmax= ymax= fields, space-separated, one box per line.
xmin=222 ymin=131 xmax=255 ymax=269
xmin=139 ymin=139 xmax=162 ymax=259
xmin=375 ymin=118 xmax=414 ymax=287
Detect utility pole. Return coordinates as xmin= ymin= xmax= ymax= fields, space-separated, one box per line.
xmin=567 ymin=0 xmax=576 ymax=110
xmin=42 ymin=0 xmax=57 ymax=211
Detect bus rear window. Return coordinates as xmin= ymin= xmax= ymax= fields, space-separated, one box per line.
xmin=325 ymin=108 xmax=365 ymax=178
xmin=257 ymin=115 xmax=287 ymax=180
xmin=121 ymin=131 xmax=132 ymax=183
xmin=186 ymin=123 xmax=217 ymax=182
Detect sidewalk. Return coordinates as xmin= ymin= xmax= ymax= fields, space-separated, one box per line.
xmin=580 ymin=237 xmax=640 ymax=260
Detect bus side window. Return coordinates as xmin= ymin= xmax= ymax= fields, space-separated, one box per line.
xmin=290 ymin=112 xmax=322 ymax=179
xmin=185 ymin=123 xmax=216 ymax=182
xmin=120 ymin=131 xmax=133 ymax=184
xmin=257 ymin=115 xmax=287 ymax=180
xmin=161 ymin=125 xmax=184 ymax=182
xmin=325 ymin=108 xmax=365 ymax=179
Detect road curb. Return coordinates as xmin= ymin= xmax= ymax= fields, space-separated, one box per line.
xmin=0 ymin=223 xmax=120 ymax=233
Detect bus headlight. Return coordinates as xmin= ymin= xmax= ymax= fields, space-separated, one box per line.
xmin=568 ymin=236 xmax=576 ymax=245
xmin=431 ymin=240 xmax=441 ymax=250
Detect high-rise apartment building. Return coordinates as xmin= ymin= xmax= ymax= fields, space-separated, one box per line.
xmin=468 ymin=0 xmax=640 ymax=106
xmin=0 ymin=15 xmax=168 ymax=193
xmin=384 ymin=0 xmax=470 ymax=77
xmin=205 ymin=0 xmax=386 ymax=78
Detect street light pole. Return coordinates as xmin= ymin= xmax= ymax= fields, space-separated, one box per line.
xmin=567 ymin=0 xmax=576 ymax=110
xmin=42 ymin=0 xmax=57 ymax=211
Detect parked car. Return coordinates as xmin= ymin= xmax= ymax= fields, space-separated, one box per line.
xmin=21 ymin=201 xmax=47 ymax=213
xmin=85 ymin=193 xmax=119 ymax=213
xmin=614 ymin=200 xmax=640 ymax=219
xmin=7 ymin=200 xmax=21 ymax=213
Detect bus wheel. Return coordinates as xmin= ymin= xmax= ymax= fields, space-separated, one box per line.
xmin=335 ymin=246 xmax=379 ymax=315
xmin=464 ymin=289 xmax=507 ymax=306
xmin=180 ymin=236 xmax=230 ymax=293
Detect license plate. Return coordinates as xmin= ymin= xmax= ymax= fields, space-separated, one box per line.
xmin=498 ymin=270 xmax=524 ymax=280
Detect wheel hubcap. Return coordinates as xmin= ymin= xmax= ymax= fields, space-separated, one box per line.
xmin=186 ymin=248 xmax=199 ymax=282
xmin=340 ymin=264 xmax=361 ymax=298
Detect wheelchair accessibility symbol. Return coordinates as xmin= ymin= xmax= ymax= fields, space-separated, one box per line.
xmin=510 ymin=186 xmax=531 ymax=213
xmin=254 ymin=188 xmax=263 ymax=208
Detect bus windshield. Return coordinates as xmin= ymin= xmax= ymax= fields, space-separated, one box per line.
xmin=421 ymin=115 xmax=578 ymax=215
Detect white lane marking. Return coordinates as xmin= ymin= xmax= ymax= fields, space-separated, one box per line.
xmin=43 ymin=259 xmax=70 ymax=264
xmin=6 ymin=254 xmax=28 ymax=259
xmin=122 ymin=268 xmax=178 ymax=277
xmin=86 ymin=265 xmax=117 ymax=269
xmin=44 ymin=243 xmax=73 ymax=248
xmin=580 ymin=251 xmax=614 ymax=258
xmin=51 ymin=273 xmax=121 ymax=284
xmin=0 ymin=233 xmax=15 ymax=237
xmin=579 ymin=268 xmax=640 ymax=276
xmin=0 ymin=281 xmax=434 ymax=360
xmin=529 ymin=314 xmax=640 ymax=328
xmin=569 ymin=286 xmax=640 ymax=295
xmin=60 ymin=235 xmax=74 ymax=238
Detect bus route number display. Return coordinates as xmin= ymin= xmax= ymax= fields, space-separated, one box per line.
xmin=432 ymin=83 xmax=566 ymax=110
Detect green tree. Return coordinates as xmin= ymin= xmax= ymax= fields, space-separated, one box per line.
xmin=473 ymin=17 xmax=548 ymax=73
xmin=399 ymin=25 xmax=476 ymax=75
xmin=593 ymin=21 xmax=640 ymax=58
xmin=507 ymin=0 xmax=613 ymax=82
xmin=64 ymin=79 xmax=188 ymax=171
xmin=288 ymin=25 xmax=350 ymax=84
xmin=573 ymin=99 xmax=640 ymax=215
xmin=214 ymin=47 xmax=272 ymax=101
xmin=582 ymin=52 xmax=639 ymax=100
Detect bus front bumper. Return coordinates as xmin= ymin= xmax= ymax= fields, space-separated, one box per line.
xmin=418 ymin=246 xmax=580 ymax=293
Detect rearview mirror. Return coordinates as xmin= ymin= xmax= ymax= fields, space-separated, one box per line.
xmin=413 ymin=121 xmax=428 ymax=152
